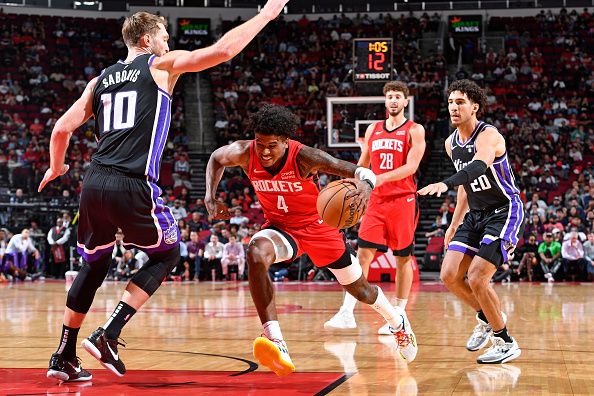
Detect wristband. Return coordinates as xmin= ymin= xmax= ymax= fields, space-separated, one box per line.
xmin=355 ymin=167 xmax=376 ymax=189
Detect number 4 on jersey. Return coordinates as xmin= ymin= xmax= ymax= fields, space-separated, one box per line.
xmin=277 ymin=195 xmax=289 ymax=213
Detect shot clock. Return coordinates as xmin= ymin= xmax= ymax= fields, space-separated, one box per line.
xmin=353 ymin=38 xmax=393 ymax=82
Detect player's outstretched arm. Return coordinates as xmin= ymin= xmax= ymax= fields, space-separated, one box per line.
xmin=205 ymin=141 xmax=251 ymax=219
xmin=419 ymin=127 xmax=502 ymax=197
xmin=38 ymin=78 xmax=98 ymax=192
xmin=376 ymin=123 xmax=426 ymax=186
xmin=153 ymin=0 xmax=288 ymax=75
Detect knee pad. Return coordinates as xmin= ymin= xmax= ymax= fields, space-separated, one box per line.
xmin=131 ymin=246 xmax=179 ymax=296
xmin=327 ymin=252 xmax=363 ymax=286
xmin=66 ymin=255 xmax=111 ymax=314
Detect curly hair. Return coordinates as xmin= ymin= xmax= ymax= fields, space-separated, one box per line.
xmin=447 ymin=79 xmax=488 ymax=118
xmin=248 ymin=104 xmax=299 ymax=139
xmin=383 ymin=81 xmax=409 ymax=97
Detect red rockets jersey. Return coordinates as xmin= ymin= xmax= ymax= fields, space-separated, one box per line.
xmin=248 ymin=140 xmax=321 ymax=228
xmin=368 ymin=119 xmax=417 ymax=198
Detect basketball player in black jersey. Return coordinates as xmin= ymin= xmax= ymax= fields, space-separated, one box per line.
xmin=41 ymin=2 xmax=289 ymax=382
xmin=419 ymin=79 xmax=524 ymax=364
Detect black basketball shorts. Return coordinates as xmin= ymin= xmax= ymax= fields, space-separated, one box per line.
xmin=448 ymin=200 xmax=525 ymax=267
xmin=76 ymin=163 xmax=179 ymax=262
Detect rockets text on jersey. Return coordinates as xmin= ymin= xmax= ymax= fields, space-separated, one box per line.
xmin=248 ymin=140 xmax=321 ymax=228
xmin=368 ymin=119 xmax=417 ymax=198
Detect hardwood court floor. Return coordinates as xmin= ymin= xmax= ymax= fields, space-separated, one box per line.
xmin=0 ymin=279 xmax=592 ymax=395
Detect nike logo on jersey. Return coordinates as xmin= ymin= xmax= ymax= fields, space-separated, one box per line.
xmin=396 ymin=130 xmax=406 ymax=136
xmin=407 ymin=197 xmax=415 ymax=203
xmin=375 ymin=131 xmax=383 ymax=135
xmin=318 ymin=219 xmax=324 ymax=224
xmin=494 ymin=207 xmax=506 ymax=214
xmin=107 ymin=343 xmax=119 ymax=361
xmin=254 ymin=169 xmax=267 ymax=174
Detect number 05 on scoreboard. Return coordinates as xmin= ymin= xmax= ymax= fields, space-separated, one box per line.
xmin=353 ymin=38 xmax=393 ymax=82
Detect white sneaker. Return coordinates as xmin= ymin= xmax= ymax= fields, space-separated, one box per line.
xmin=253 ymin=336 xmax=295 ymax=376
xmin=390 ymin=309 xmax=418 ymax=362
xmin=378 ymin=322 xmax=392 ymax=335
xmin=545 ymin=273 xmax=555 ymax=282
xmin=477 ymin=336 xmax=521 ymax=364
xmin=466 ymin=312 xmax=507 ymax=351
xmin=324 ymin=309 xmax=356 ymax=329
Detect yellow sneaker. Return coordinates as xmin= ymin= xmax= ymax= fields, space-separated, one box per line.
xmin=253 ymin=336 xmax=295 ymax=377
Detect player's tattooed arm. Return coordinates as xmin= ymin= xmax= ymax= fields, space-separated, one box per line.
xmin=205 ymin=140 xmax=251 ymax=219
xmin=297 ymin=146 xmax=371 ymax=211
xmin=297 ymin=145 xmax=358 ymax=179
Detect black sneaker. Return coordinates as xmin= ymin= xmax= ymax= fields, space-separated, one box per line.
xmin=81 ymin=327 xmax=126 ymax=377
xmin=47 ymin=353 xmax=92 ymax=382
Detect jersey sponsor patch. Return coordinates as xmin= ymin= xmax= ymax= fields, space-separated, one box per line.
xmin=164 ymin=224 xmax=178 ymax=244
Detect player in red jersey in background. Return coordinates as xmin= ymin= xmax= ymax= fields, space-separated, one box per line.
xmin=205 ymin=104 xmax=418 ymax=376
xmin=325 ymin=81 xmax=426 ymax=342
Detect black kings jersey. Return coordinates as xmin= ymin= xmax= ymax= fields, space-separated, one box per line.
xmin=92 ymin=54 xmax=171 ymax=181
xmin=450 ymin=121 xmax=521 ymax=211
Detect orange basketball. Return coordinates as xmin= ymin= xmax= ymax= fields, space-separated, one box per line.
xmin=317 ymin=180 xmax=364 ymax=229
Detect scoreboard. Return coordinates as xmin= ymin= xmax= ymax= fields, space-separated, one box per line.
xmin=353 ymin=38 xmax=393 ymax=82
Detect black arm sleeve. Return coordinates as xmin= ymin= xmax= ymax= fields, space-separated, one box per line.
xmin=442 ymin=160 xmax=488 ymax=189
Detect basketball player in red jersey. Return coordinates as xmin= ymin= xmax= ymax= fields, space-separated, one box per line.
xmin=205 ymin=104 xmax=418 ymax=376
xmin=325 ymin=81 xmax=426 ymax=342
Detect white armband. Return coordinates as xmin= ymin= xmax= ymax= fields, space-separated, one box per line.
xmin=355 ymin=167 xmax=376 ymax=189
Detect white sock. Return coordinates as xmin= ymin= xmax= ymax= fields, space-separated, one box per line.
xmin=394 ymin=298 xmax=408 ymax=309
xmin=341 ymin=291 xmax=358 ymax=313
xmin=369 ymin=287 xmax=404 ymax=331
xmin=263 ymin=320 xmax=284 ymax=341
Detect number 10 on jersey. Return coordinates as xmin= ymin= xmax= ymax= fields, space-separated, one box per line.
xmin=101 ymin=91 xmax=137 ymax=132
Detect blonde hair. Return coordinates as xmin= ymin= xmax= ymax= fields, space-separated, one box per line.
xmin=121 ymin=12 xmax=167 ymax=47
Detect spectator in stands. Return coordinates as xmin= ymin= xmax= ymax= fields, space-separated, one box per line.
xmin=526 ymin=193 xmax=547 ymax=220
xmin=111 ymin=229 xmax=126 ymax=279
xmin=524 ymin=214 xmax=545 ymax=240
xmin=204 ymin=234 xmax=224 ymax=280
xmin=114 ymin=250 xmax=138 ymax=281
xmin=539 ymin=232 xmax=562 ymax=282
xmin=583 ymin=233 xmax=594 ymax=281
xmin=221 ymin=234 xmax=245 ymax=280
xmin=47 ymin=217 xmax=70 ymax=279
xmin=561 ymin=232 xmax=588 ymax=281
xmin=547 ymin=196 xmax=564 ymax=215
xmin=188 ymin=211 xmax=208 ymax=232
xmin=514 ymin=234 xmax=539 ymax=281
xmin=170 ymin=199 xmax=187 ymax=222
xmin=2 ymin=228 xmax=40 ymax=281
xmin=176 ymin=235 xmax=192 ymax=281
xmin=187 ymin=230 xmax=204 ymax=281
xmin=174 ymin=153 xmax=190 ymax=176
xmin=0 ymin=228 xmax=8 ymax=282
xmin=425 ymin=215 xmax=446 ymax=238
xmin=229 ymin=208 xmax=249 ymax=226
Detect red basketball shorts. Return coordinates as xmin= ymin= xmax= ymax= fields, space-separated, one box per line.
xmin=357 ymin=193 xmax=419 ymax=256
xmin=264 ymin=219 xmax=348 ymax=267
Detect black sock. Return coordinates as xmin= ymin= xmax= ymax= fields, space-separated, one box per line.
xmin=104 ymin=301 xmax=137 ymax=340
xmin=493 ymin=327 xmax=513 ymax=343
xmin=56 ymin=325 xmax=79 ymax=360
xmin=477 ymin=310 xmax=488 ymax=324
